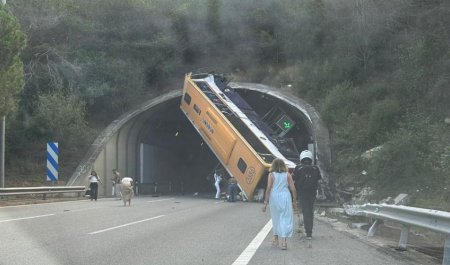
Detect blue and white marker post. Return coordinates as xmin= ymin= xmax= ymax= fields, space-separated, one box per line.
xmin=47 ymin=142 xmax=58 ymax=185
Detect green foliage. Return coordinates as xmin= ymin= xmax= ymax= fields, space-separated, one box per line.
xmin=367 ymin=129 xmax=429 ymax=197
xmin=439 ymin=146 xmax=450 ymax=176
xmin=0 ymin=4 xmax=26 ymax=116
xmin=30 ymin=90 xmax=92 ymax=151
xmin=367 ymin=99 xmax=401 ymax=143
xmin=0 ymin=59 xmax=25 ymax=116
xmin=321 ymin=81 xmax=361 ymax=125
xmin=366 ymin=114 xmax=449 ymax=199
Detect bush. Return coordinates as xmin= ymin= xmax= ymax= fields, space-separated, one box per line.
xmin=367 ymin=98 xmax=401 ymax=143
xmin=321 ymin=81 xmax=361 ymax=126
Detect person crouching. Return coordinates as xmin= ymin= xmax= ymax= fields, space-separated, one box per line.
xmin=121 ymin=176 xmax=134 ymax=206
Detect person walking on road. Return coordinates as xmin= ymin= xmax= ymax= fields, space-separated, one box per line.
xmin=262 ymin=158 xmax=298 ymax=250
xmin=112 ymin=169 xmax=122 ymax=199
xmin=293 ymin=150 xmax=322 ymax=240
xmin=214 ymin=170 xmax=222 ymax=199
xmin=88 ymin=170 xmax=102 ymax=201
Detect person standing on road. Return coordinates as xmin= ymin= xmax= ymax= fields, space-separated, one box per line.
xmin=112 ymin=169 xmax=122 ymax=199
xmin=88 ymin=171 xmax=103 ymax=201
xmin=262 ymin=158 xmax=298 ymax=250
xmin=227 ymin=176 xmax=238 ymax=202
xmin=293 ymin=150 xmax=322 ymax=240
xmin=121 ymin=176 xmax=134 ymax=206
xmin=214 ymin=170 xmax=222 ymax=199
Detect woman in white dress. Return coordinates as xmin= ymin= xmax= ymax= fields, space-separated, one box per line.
xmin=262 ymin=159 xmax=298 ymax=250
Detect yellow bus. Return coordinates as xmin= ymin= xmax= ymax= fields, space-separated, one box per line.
xmin=180 ymin=73 xmax=296 ymax=200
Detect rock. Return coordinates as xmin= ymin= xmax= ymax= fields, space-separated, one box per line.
xmin=328 ymin=208 xmax=344 ymax=214
xmin=350 ymin=223 xmax=370 ymax=229
xmin=393 ymin=193 xmax=409 ymax=205
xmin=445 ymin=117 xmax=450 ymax=124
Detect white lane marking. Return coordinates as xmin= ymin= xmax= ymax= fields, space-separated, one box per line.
xmin=232 ymin=219 xmax=273 ymax=265
xmin=146 ymin=198 xmax=173 ymax=203
xmin=0 ymin=200 xmax=84 ymax=209
xmin=88 ymin=215 xmax=166 ymax=235
xmin=0 ymin=214 xmax=55 ymax=223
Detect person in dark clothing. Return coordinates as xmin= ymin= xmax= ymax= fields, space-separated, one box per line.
xmin=227 ymin=176 xmax=238 ymax=202
xmin=293 ymin=150 xmax=322 ymax=239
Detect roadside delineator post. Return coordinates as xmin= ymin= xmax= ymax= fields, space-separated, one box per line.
xmin=47 ymin=142 xmax=58 ymax=185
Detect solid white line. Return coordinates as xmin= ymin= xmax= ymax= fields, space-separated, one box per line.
xmin=88 ymin=215 xmax=165 ymax=235
xmin=146 ymin=198 xmax=172 ymax=203
xmin=0 ymin=214 xmax=55 ymax=223
xmin=232 ymin=220 xmax=273 ymax=265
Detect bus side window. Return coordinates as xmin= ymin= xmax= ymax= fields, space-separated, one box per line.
xmin=193 ymin=104 xmax=201 ymax=115
xmin=237 ymin=158 xmax=247 ymax=174
xmin=184 ymin=93 xmax=192 ymax=105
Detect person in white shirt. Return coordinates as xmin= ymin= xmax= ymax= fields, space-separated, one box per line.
xmin=88 ymin=171 xmax=102 ymax=201
xmin=214 ymin=170 xmax=222 ymax=199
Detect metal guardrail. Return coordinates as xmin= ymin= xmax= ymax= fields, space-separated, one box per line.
xmin=345 ymin=203 xmax=450 ymax=265
xmin=0 ymin=186 xmax=86 ymax=200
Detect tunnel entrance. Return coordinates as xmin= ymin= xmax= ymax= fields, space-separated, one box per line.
xmin=138 ymin=97 xmax=219 ymax=195
xmin=137 ymin=92 xmax=313 ymax=196
xmin=68 ymin=85 xmax=330 ymax=199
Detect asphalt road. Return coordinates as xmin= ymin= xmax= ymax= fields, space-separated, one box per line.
xmin=0 ymin=196 xmax=438 ymax=265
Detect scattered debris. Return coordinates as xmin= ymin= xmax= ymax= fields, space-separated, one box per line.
xmin=393 ymin=193 xmax=409 ymax=205
xmin=350 ymin=223 xmax=369 ymax=229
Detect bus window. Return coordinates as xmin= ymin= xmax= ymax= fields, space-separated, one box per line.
xmin=237 ymin=158 xmax=247 ymax=174
xmin=193 ymin=104 xmax=201 ymax=115
xmin=183 ymin=93 xmax=192 ymax=105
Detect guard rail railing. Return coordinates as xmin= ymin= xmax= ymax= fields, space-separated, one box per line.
xmin=345 ymin=203 xmax=450 ymax=265
xmin=0 ymin=186 xmax=86 ymax=200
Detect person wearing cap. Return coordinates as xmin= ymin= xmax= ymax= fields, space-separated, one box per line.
xmin=292 ymin=150 xmax=322 ymax=239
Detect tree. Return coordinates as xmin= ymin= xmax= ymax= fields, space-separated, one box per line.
xmin=0 ymin=4 xmax=26 ymax=116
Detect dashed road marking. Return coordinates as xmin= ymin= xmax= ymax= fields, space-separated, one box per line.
xmin=0 ymin=214 xmax=55 ymax=223
xmin=88 ymin=215 xmax=165 ymax=235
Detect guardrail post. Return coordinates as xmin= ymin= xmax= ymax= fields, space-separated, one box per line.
xmin=444 ymin=234 xmax=450 ymax=265
xmin=398 ymin=224 xmax=409 ymax=250
xmin=368 ymin=219 xmax=381 ymax=237
xmin=43 ymin=193 xmax=47 ymax=200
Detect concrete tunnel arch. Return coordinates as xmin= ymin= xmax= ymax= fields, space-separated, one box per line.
xmin=68 ymin=83 xmax=332 ymax=199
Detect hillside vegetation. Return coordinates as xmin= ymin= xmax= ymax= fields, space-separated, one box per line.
xmin=4 ymin=0 xmax=450 ymax=209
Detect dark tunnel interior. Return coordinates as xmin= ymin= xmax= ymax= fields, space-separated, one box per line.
xmin=136 ymin=91 xmax=312 ymax=197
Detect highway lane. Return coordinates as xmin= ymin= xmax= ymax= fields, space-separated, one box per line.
xmin=0 ymin=196 xmax=437 ymax=265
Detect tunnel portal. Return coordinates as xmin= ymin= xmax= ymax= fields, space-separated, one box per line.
xmin=68 ymin=83 xmax=331 ymax=199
